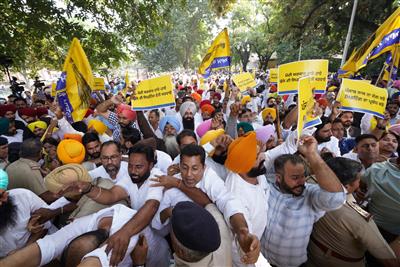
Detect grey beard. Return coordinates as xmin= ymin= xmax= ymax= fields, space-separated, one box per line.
xmin=164 ymin=135 xmax=180 ymax=159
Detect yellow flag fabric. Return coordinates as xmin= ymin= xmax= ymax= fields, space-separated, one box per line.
xmin=198 ymin=28 xmax=231 ymax=78
xmin=340 ymin=8 xmax=400 ymax=76
xmin=56 ymin=38 xmax=94 ymax=123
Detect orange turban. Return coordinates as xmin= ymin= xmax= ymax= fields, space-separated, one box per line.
xmin=64 ymin=133 xmax=83 ymax=143
xmin=261 ymin=108 xmax=277 ymax=122
xmin=201 ymin=104 xmax=215 ymax=115
xmin=225 ymin=132 xmax=257 ymax=173
xmin=57 ymin=139 xmax=86 ymax=164
xmin=88 ymin=119 xmax=107 ymax=135
xmin=191 ymin=92 xmax=202 ymax=103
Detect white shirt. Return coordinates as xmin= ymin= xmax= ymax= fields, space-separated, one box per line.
xmin=1 ymin=129 xmax=23 ymax=143
xmin=154 ymin=166 xmax=245 ymax=228
xmin=317 ymin=136 xmax=341 ymax=157
xmin=37 ymin=204 xmax=170 ymax=267
xmin=155 ymin=150 xmax=172 ymax=174
xmin=88 ymin=161 xmax=129 ymax=183
xmin=116 ymin=168 xmax=164 ymax=210
xmin=224 ymin=172 xmax=269 ymax=239
xmin=0 ymin=189 xmax=53 ymax=257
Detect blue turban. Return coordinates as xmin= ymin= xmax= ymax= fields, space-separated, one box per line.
xmin=0 ymin=118 xmax=9 ymax=135
xmin=159 ymin=116 xmax=181 ymax=133
xmin=0 ymin=169 xmax=9 ymax=190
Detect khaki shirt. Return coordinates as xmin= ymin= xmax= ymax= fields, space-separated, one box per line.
xmin=6 ymin=158 xmax=46 ymax=196
xmin=308 ymin=194 xmax=396 ymax=267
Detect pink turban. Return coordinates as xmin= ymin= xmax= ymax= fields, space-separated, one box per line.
xmin=196 ymin=119 xmax=212 ymax=137
xmin=120 ymin=109 xmax=137 ymax=121
xmin=116 ymin=104 xmax=131 ymax=114
xmin=255 ymin=125 xmax=275 ymax=143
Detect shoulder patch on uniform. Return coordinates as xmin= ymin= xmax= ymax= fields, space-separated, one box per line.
xmin=347 ymin=200 xmax=372 ymax=221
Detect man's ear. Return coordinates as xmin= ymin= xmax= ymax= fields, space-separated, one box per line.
xmin=353 ymin=146 xmax=358 ymax=153
xmin=275 ymin=173 xmax=282 ymax=183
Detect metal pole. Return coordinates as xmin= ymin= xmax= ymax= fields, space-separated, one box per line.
xmin=298 ymin=42 xmax=302 ymax=61
xmin=341 ymin=0 xmax=359 ymax=67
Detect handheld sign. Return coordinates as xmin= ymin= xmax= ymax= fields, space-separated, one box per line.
xmin=232 ymin=72 xmax=257 ymax=92
xmin=278 ymin=59 xmax=328 ymax=95
xmin=131 ymin=75 xmax=175 ymax=111
xmin=337 ymin=78 xmax=388 ymax=118
xmin=297 ymin=76 xmax=322 ymax=141
xmin=93 ymin=77 xmax=105 ymax=91
xmin=269 ymin=68 xmax=278 ymax=83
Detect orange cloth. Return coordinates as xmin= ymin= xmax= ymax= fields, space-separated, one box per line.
xmin=64 ymin=133 xmax=83 ymax=143
xmin=191 ymin=92 xmax=202 ymax=103
xmin=225 ymin=132 xmax=257 ymax=173
xmin=201 ymin=104 xmax=215 ymax=115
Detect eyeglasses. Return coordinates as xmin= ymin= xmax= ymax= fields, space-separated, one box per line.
xmin=100 ymin=155 xmax=120 ymax=162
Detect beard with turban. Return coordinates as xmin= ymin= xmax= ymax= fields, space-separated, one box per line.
xmin=180 ymin=102 xmax=197 ymax=131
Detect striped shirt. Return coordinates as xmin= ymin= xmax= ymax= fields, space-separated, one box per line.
xmin=261 ymin=182 xmax=346 ymax=267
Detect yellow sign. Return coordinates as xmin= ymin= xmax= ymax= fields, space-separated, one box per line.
xmin=337 ymin=78 xmax=388 ymax=118
xmin=297 ymin=77 xmax=322 ymax=140
xmin=269 ymin=68 xmax=278 ymax=83
xmin=93 ymin=77 xmax=105 ymax=91
xmin=131 ymin=75 xmax=175 ymax=111
xmin=278 ymin=59 xmax=328 ymax=95
xmin=51 ymin=83 xmax=56 ymax=97
xmin=232 ymin=72 xmax=257 ymax=92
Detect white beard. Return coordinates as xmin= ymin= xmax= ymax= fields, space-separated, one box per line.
xmin=164 ymin=135 xmax=180 ymax=159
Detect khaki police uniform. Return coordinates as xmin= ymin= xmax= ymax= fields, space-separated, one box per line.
xmin=307 ymin=194 xmax=396 ymax=267
xmin=6 ymin=158 xmax=47 ymax=196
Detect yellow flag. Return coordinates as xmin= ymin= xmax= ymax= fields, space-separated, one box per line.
xmin=383 ymin=46 xmax=400 ymax=81
xmin=198 ymin=28 xmax=231 ymax=78
xmin=56 ymin=38 xmax=94 ymax=123
xmin=340 ymin=8 xmax=400 ymax=75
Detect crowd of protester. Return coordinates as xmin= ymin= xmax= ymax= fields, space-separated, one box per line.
xmin=0 ymin=71 xmax=399 ymax=267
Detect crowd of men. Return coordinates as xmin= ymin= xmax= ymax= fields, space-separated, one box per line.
xmin=0 ymin=72 xmax=399 ymax=267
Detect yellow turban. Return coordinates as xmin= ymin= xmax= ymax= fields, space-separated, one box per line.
xmin=57 ymin=139 xmax=85 ymax=164
xmin=27 ymin=121 xmax=47 ymax=132
xmin=44 ymin=164 xmax=91 ymax=197
xmin=241 ymin=95 xmax=251 ymax=106
xmin=261 ymin=108 xmax=277 ymax=122
xmin=200 ymin=129 xmax=225 ymax=146
xmin=88 ymin=119 xmax=107 ymax=135
xmin=225 ymin=132 xmax=257 ymax=173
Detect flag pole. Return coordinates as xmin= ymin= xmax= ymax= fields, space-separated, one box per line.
xmin=341 ymin=0 xmax=359 ymax=67
xmin=375 ymin=64 xmax=387 ymax=86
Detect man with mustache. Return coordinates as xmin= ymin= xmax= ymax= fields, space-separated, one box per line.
xmin=151 ymin=144 xmax=261 ymax=266
xmin=0 ymin=169 xmax=53 ymax=258
xmin=82 ymin=133 xmax=102 ymax=171
xmin=159 ymin=115 xmax=181 ymax=159
xmin=224 ymin=132 xmax=270 ymax=267
xmin=261 ymin=135 xmax=346 ymax=267
xmin=59 ymin=144 xmax=169 ymax=266
xmin=313 ymin=117 xmax=341 ymax=157
xmin=179 ymin=100 xmax=198 ymax=131
xmin=88 ymin=141 xmax=129 ymax=183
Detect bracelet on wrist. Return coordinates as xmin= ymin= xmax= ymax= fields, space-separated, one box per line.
xmin=82 ymin=183 xmax=93 ymax=194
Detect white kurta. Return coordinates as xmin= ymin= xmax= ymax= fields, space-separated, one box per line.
xmin=0 ymin=189 xmax=54 ymax=257
xmin=88 ymin=161 xmax=129 ymax=183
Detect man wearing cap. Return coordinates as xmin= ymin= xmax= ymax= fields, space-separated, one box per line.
xmin=308 ymin=158 xmax=398 ymax=267
xmin=151 ymin=144 xmax=261 ymax=265
xmin=261 ymin=136 xmax=346 ymax=267
xmin=170 ymin=201 xmax=226 ymax=266
xmin=59 ymin=145 xmax=169 ymax=266
xmin=0 ymin=170 xmax=55 ymax=257
xmin=224 ymin=132 xmax=270 ymax=266
xmin=0 ymin=136 xmax=9 ymax=169
xmin=6 ymin=138 xmax=58 ymax=204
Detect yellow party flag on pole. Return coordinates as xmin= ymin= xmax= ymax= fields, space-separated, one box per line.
xmin=55 ymin=38 xmax=94 ymax=123
xmin=198 ymin=28 xmax=231 ymax=78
